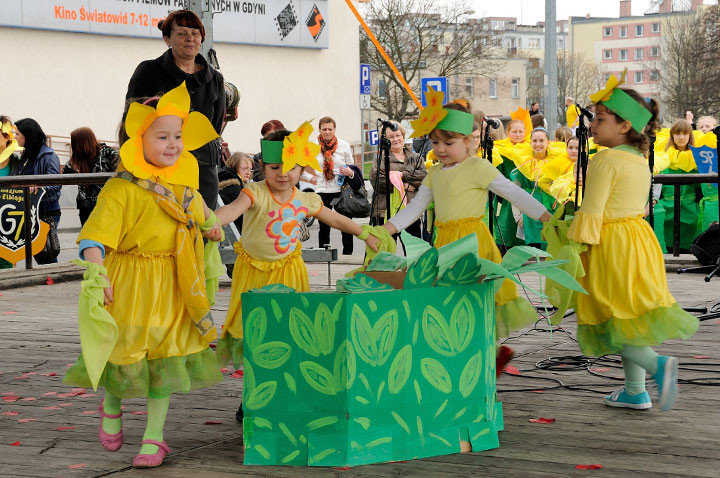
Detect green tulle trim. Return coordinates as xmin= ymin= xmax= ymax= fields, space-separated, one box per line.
xmin=63 ymin=348 xmax=223 ymax=399
xmin=496 ymin=296 xmax=538 ymax=338
xmin=216 ymin=334 xmax=244 ymax=369
xmin=577 ymin=303 xmax=699 ymax=357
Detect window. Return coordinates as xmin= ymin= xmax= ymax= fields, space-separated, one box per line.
xmin=620 ymin=26 xmax=627 ymax=38
xmin=634 ymin=71 xmax=643 ymax=83
xmin=378 ymin=78 xmax=387 ymax=99
xmin=491 ymin=20 xmax=505 ymax=30
xmin=635 ymin=48 xmax=644 ymax=60
xmin=650 ymin=70 xmax=660 ymax=81
xmin=652 ymin=22 xmax=660 ymax=33
xmin=604 ymin=49 xmax=612 ymax=60
xmin=489 ymin=79 xmax=497 ymax=98
xmin=604 ymin=26 xmax=613 ymax=36
xmin=512 ymin=78 xmax=519 ymax=98
xmin=636 ymin=24 xmax=644 ymax=36
xmin=528 ymin=38 xmax=540 ymax=49
xmin=465 ymin=78 xmax=474 ymax=98
xmin=651 ymin=46 xmax=660 ymax=57
xmin=620 ymin=49 xmax=628 ymax=61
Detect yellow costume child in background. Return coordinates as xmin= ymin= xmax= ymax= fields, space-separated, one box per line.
xmin=567 ymin=73 xmax=698 ymax=412
xmin=64 ymin=83 xmax=224 ymax=467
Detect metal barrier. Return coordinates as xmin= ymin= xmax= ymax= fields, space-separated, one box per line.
xmin=652 ymin=173 xmax=719 ymax=256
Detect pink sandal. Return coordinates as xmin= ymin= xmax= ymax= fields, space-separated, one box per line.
xmin=98 ymin=400 xmax=123 ymax=451
xmin=132 ymin=440 xmax=171 ymax=468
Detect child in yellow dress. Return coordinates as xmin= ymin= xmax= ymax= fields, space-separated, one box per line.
xmin=367 ymin=99 xmax=552 ymax=341
xmin=215 ymin=123 xmax=371 ymax=369
xmin=64 ymin=83 xmax=224 ymax=467
xmin=567 ymin=75 xmax=699 ymax=411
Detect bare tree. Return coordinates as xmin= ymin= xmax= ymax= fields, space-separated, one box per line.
xmin=556 ymin=51 xmax=602 ymax=119
xmin=360 ymin=0 xmax=500 ymax=121
xmin=654 ymin=6 xmax=720 ymax=120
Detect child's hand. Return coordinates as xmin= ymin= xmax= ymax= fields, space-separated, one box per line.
xmin=101 ymin=274 xmax=114 ymax=305
xmin=203 ymin=222 xmax=222 ymax=241
xmin=365 ymin=234 xmax=380 ymax=252
xmin=539 ymin=211 xmax=552 ymax=223
xmin=685 ymin=111 xmax=694 ymax=123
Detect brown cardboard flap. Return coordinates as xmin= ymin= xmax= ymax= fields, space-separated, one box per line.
xmin=359 ymin=270 xmax=407 ymax=290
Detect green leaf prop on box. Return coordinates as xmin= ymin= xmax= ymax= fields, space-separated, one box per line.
xmin=241 ymin=232 xmax=585 ymax=466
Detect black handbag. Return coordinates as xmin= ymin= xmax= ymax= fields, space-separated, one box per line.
xmin=35 ymin=214 xmax=61 ymax=264
xmin=331 ymin=181 xmax=371 ymax=218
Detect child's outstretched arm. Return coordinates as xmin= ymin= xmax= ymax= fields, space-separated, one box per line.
xmin=489 ymin=174 xmax=552 ymax=223
xmin=314 ymin=207 xmax=377 ymax=252
xmin=215 ymin=192 xmax=252 ymax=226
xmin=366 ymin=184 xmax=433 ymax=251
xmin=201 ymin=199 xmax=222 ymax=241
xmin=82 ymin=246 xmax=113 ymax=305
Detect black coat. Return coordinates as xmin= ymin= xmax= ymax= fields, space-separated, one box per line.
xmin=218 ymin=165 xmax=244 ymax=233
xmin=126 ymin=49 xmax=226 ymax=167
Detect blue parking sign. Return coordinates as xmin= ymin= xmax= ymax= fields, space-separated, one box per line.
xmin=421 ymin=77 xmax=448 ymax=107
xmin=360 ymin=64 xmax=371 ymax=95
xmin=369 ymin=129 xmax=379 ymax=146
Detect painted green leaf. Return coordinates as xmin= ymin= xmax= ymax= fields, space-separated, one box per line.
xmin=307 ymin=416 xmax=339 ymax=431
xmin=351 ymin=304 xmax=378 ymax=366
xmin=459 ymin=350 xmax=483 ymax=398
xmin=244 ymin=307 xmax=267 ymax=351
xmin=450 ymin=295 xmax=475 ymax=354
xmin=403 ymin=247 xmax=439 ymax=289
xmin=388 ymin=344 xmax=412 ymax=394
xmin=252 ymin=341 xmax=291 ymax=369
xmin=270 ymin=299 xmax=283 ymax=322
xmin=289 ymin=307 xmax=321 ymax=357
xmin=283 ymin=372 xmax=296 ymax=394
xmin=422 ymin=305 xmax=454 ymax=356
xmin=281 ymin=450 xmax=300 ymax=464
xmin=245 ymin=380 xmax=277 ymax=410
xmin=437 ymin=253 xmax=480 ymax=286
xmin=279 ymin=422 xmax=297 ymax=445
xmin=300 ymin=361 xmax=337 ymax=395
xmin=420 ymin=358 xmax=452 ymax=394
xmin=336 ymin=274 xmax=394 ymax=293
xmin=333 ymin=340 xmax=356 ymax=390
xmin=244 ymin=360 xmax=256 ymax=393
xmin=392 ymin=411 xmax=411 ymax=434
xmin=253 ymin=417 xmax=273 ymax=430
xmin=314 ymin=303 xmax=335 ymax=356
xmin=374 ymin=309 xmax=398 ymax=366
xmin=354 ymin=417 xmax=371 ymax=430
xmin=253 ymin=444 xmax=271 ymax=459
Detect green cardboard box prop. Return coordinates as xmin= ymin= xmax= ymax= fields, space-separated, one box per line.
xmin=241 ymin=234 xmax=586 ymax=466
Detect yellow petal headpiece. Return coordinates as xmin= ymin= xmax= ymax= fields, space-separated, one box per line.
xmin=261 ymin=121 xmax=322 ymax=174
xmin=511 ymin=107 xmax=533 ymax=140
xmin=409 ymin=87 xmax=448 ymax=138
xmin=0 ymin=119 xmax=23 ymax=164
xmin=119 ymin=82 xmax=219 ymax=188
xmin=589 ymin=69 xmax=651 ymax=133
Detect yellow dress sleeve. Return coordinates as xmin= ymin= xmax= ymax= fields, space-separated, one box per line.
xmin=301 ymin=191 xmax=324 ymax=216
xmin=472 ymin=157 xmax=500 ymax=189
xmin=567 ymin=151 xmax=616 ymax=245
xmin=76 ymin=178 xmax=127 ymax=251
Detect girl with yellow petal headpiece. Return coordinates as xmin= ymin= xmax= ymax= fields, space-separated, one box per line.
xmin=64 ymin=82 xmax=224 ymax=468
xmin=214 ymin=124 xmax=373 ymax=378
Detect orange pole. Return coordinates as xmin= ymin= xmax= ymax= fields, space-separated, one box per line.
xmin=345 ymin=0 xmax=423 ymax=110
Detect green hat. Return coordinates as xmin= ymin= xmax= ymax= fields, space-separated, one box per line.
xmin=436 ymin=108 xmax=475 ymax=135
xmin=260 ymin=139 xmax=283 ymax=164
xmin=590 ymin=70 xmax=651 ymax=133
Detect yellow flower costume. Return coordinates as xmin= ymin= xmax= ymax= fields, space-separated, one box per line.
xmin=217 ymin=123 xmax=324 ymax=368
xmin=64 ymin=83 xmax=224 ymax=398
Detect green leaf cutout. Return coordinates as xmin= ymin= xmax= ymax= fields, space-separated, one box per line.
xmin=333 ymin=339 xmax=356 ymax=390
xmin=500 ymin=245 xmax=550 ymax=270
xmin=437 ymin=253 xmax=480 ymax=286
xmin=336 ymin=274 xmax=394 ymax=293
xmin=315 ymin=303 xmax=335 ymax=356
xmin=289 ymin=307 xmax=321 ymax=357
xmin=388 ymin=344 xmax=412 ymax=394
xmin=245 ymin=380 xmax=277 ymax=410
xmin=300 ymin=361 xmax=337 ymax=395
xmin=459 ymin=350 xmax=483 ymax=398
xmin=477 ymin=258 xmax=545 ymax=297
xmin=450 ymin=295 xmax=475 ymax=354
xmin=251 ymin=283 xmax=295 ymax=293
xmin=420 ymin=358 xmax=452 ymax=394
xmin=422 ymin=305 xmax=454 ymax=356
xmin=244 ymin=307 xmax=267 ymax=351
xmin=403 ymin=247 xmax=439 ymax=289
xmin=374 ymin=310 xmax=398 ymax=366
xmin=283 ymin=372 xmax=297 ymax=394
xmin=252 ymin=341 xmax=291 ymax=369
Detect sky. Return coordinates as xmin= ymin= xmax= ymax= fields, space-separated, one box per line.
xmin=471 ymin=0 xmax=717 ymax=24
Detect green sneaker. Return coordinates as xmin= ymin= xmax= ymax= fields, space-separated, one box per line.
xmin=653 ymin=355 xmax=679 ymax=411
xmin=604 ymin=387 xmax=652 ymax=410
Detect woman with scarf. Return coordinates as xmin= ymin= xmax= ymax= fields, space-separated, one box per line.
xmin=305 ymin=116 xmax=356 ymax=255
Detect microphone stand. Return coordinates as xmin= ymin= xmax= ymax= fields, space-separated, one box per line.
xmin=574 ymin=108 xmax=591 ymax=210
xmin=647 ymin=133 xmax=656 ymax=228
xmin=376 ymin=122 xmax=393 ymax=224
xmin=482 ymin=122 xmax=496 ymax=234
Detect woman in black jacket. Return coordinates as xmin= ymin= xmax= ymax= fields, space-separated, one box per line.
xmin=125 ymin=9 xmax=226 ymax=209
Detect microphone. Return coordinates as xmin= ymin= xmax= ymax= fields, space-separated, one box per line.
xmin=484 ymin=117 xmax=501 ymax=129
xmin=379 ymin=119 xmax=398 ymax=131
xmin=575 ymin=104 xmax=595 ymax=122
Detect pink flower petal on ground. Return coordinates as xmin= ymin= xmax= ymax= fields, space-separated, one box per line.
xmin=82 ymin=410 xmax=98 ymax=415
xmin=78 ymin=393 xmax=97 ymax=398
xmin=2 ymin=395 xmax=20 ymax=402
xmin=46 ymin=276 xmax=55 ymax=285
xmin=71 ymin=388 xmax=86 ymax=393
xmin=693 ymin=355 xmax=710 ymax=359
xmin=18 ymin=418 xmax=37 ymax=423
xmin=42 ymin=392 xmax=57 ymax=396
xmin=2 ymin=392 xmax=16 ymax=395
xmin=131 ymin=411 xmax=148 ymax=415
xmin=204 ymin=421 xmax=223 ymax=425
xmin=220 ymin=368 xmax=231 ymax=373
xmin=56 ymin=426 xmax=75 ymax=431
xmin=42 ymin=406 xmax=62 ymax=410
xmin=2 ymin=411 xmax=19 ymax=416
xmin=40 ymin=373 xmax=57 ymax=377
xmin=529 ymin=417 xmax=556 ymax=424
xmin=590 ymin=367 xmax=610 ymax=372
xmin=66 ymin=364 xmax=74 ymax=367
xmin=4 ymin=311 xmax=18 ymax=315
xmin=58 ymin=403 xmax=73 ymax=407
xmin=230 ymin=369 xmax=244 ymax=378
xmin=68 ymin=464 xmax=86 ymax=469
xmin=10 ymin=441 xmax=20 ymax=446
xmin=20 ymin=397 xmax=37 ymax=401
xmin=531 ymin=390 xmax=545 ymax=393
xmin=576 ymin=464 xmax=603 ymax=470
xmin=504 ymin=365 xmax=521 ymax=376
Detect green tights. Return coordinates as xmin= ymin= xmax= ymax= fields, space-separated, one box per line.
xmin=620 ymin=345 xmax=659 ymax=395
xmin=101 ymin=392 xmax=171 ymax=455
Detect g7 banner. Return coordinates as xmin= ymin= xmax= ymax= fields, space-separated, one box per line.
xmin=0 ymin=188 xmax=50 ymax=265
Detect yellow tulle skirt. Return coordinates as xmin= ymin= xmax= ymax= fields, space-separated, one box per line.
xmin=576 ymin=216 xmax=698 ymax=356
xmin=435 ymin=217 xmax=537 ymax=337
xmin=217 ymin=241 xmax=309 ymax=367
